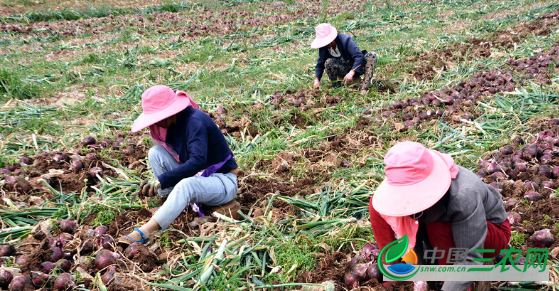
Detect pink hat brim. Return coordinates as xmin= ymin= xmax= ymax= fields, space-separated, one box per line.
xmin=372 ymin=150 xmax=452 ymax=217
xmin=130 ymin=97 xmax=190 ymax=133
xmin=311 ymin=29 xmax=337 ymax=49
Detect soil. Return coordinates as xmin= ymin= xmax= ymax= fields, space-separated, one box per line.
xmin=409 ymin=10 xmax=559 ymax=81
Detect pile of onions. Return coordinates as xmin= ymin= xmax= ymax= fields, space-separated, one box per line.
xmin=344 ymin=243 xmax=382 ymax=288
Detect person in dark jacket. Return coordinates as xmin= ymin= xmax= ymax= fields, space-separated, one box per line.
xmin=370 ymin=141 xmax=511 ymax=291
xmin=311 ymin=23 xmax=378 ymax=94
xmin=119 ymin=85 xmax=239 ymax=244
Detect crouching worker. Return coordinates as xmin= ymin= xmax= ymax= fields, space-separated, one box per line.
xmin=369 ymin=142 xmax=511 ymax=291
xmin=119 ymin=85 xmax=239 ymax=244
xmin=311 ymin=23 xmax=378 ymax=94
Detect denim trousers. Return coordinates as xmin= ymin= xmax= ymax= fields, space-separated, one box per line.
xmin=148 ymin=145 xmax=238 ymax=230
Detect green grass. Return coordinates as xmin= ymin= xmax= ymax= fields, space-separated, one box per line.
xmin=1 ymin=0 xmax=559 ymax=289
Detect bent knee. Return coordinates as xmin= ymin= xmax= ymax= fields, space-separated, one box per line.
xmin=148 ymin=145 xmax=166 ymax=160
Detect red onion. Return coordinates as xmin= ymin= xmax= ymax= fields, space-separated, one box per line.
xmin=85 ymin=153 xmax=98 ymax=160
xmin=5 ymin=164 xmax=18 ymax=172
xmin=513 ymin=162 xmax=527 ymax=173
xmin=489 ymin=182 xmax=503 ymax=193
xmin=367 ymin=263 xmax=382 ymax=280
xmin=95 ymin=249 xmax=119 ymax=269
xmin=533 ymin=229 xmax=554 ymax=248
xmin=70 ymin=160 xmax=83 ymax=172
xmin=542 ymin=181 xmax=556 ymax=188
xmin=96 ymin=234 xmax=114 ymax=250
xmin=402 ymin=113 xmax=413 ymax=121
xmin=513 ymin=136 xmax=525 ymax=144
xmin=58 ymin=220 xmax=77 ymax=234
xmin=524 ymin=191 xmax=543 ymax=201
xmin=99 ymin=138 xmax=112 ymax=147
xmin=0 ymin=245 xmax=15 ymax=256
xmin=360 ymin=243 xmax=377 ymax=262
xmin=515 ymin=256 xmax=527 ymax=265
xmin=90 ymin=167 xmax=103 ymax=177
xmin=50 ymin=247 xmax=63 ymax=261
xmin=348 ymin=254 xmax=365 ymax=270
xmin=101 ymin=265 xmax=117 ymax=284
xmin=4 ymin=176 xmax=30 ymax=192
xmin=505 ymin=199 xmax=518 ymax=207
xmin=18 ymin=156 xmax=31 ymax=165
xmin=500 ymin=145 xmax=515 ymax=155
xmin=539 ymin=155 xmax=553 ymax=165
xmin=371 ymin=248 xmax=380 ymax=259
xmin=344 ymin=272 xmax=359 ymax=289
xmin=485 ymin=162 xmax=499 ymax=174
xmin=30 ymin=271 xmax=51 ymax=287
xmin=352 ymin=263 xmax=370 ymax=280
xmin=414 ymin=281 xmax=429 ymax=291
xmin=8 ymin=275 xmax=31 ymax=291
xmin=525 ymin=181 xmax=539 ymax=191
xmin=507 ymin=212 xmax=522 ymax=225
xmin=0 ymin=269 xmax=13 ymax=287
xmin=522 ymin=146 xmax=538 ymax=160
xmin=94 ymin=225 xmax=109 ymax=236
xmin=508 ymin=169 xmax=518 ymax=179
xmin=124 ymin=243 xmax=140 ymax=259
xmin=63 ymin=252 xmax=72 ymax=260
xmin=538 ymin=165 xmax=551 ymax=177
xmin=15 ymin=254 xmax=29 ymax=265
xmin=53 ymin=152 xmax=69 ymax=163
xmin=55 ymin=259 xmax=71 ymax=272
xmin=59 ymin=233 xmax=73 ymax=244
xmin=82 ymin=136 xmax=96 ymax=146
xmin=121 ymin=146 xmax=135 ymax=155
xmin=54 ymin=273 xmax=76 ymax=291
xmin=0 ymin=168 xmax=12 ymax=176
xmin=41 ymin=261 xmax=55 ymax=273
xmin=47 ymin=237 xmax=62 ymax=249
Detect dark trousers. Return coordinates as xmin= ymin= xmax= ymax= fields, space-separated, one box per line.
xmin=324 ymin=51 xmax=378 ymax=90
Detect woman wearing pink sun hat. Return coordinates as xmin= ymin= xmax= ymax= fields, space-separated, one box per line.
xmin=119 ymin=85 xmax=239 ymax=244
xmin=370 ymin=142 xmax=510 ymax=290
xmin=311 ymin=23 xmax=378 ymax=94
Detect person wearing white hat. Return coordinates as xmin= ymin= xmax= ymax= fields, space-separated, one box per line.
xmin=311 ymin=23 xmax=378 ymax=94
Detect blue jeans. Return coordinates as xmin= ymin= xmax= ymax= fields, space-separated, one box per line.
xmin=148 ymin=146 xmax=238 ymax=230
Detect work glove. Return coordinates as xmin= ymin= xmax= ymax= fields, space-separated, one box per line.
xmin=140 ymin=177 xmax=161 ymax=197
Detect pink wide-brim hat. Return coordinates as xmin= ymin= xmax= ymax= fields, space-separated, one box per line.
xmin=131 ymin=85 xmax=190 ymax=133
xmin=311 ymin=23 xmax=338 ymax=49
xmin=372 ymin=142 xmax=452 ymax=217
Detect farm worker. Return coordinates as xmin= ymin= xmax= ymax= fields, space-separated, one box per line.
xmin=311 ymin=23 xmax=378 ymax=94
xmin=369 ymin=141 xmax=511 ymax=291
xmin=119 ymin=85 xmax=239 ymax=244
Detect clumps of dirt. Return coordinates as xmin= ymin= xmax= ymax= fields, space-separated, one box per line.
xmin=210 ymin=112 xmax=260 ymax=138
xmin=409 ymin=10 xmax=559 ymax=81
xmin=295 ymin=251 xmax=348 ymax=286
xmin=0 ymin=132 xmax=150 ymax=207
xmin=378 ymin=45 xmax=559 ymax=131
